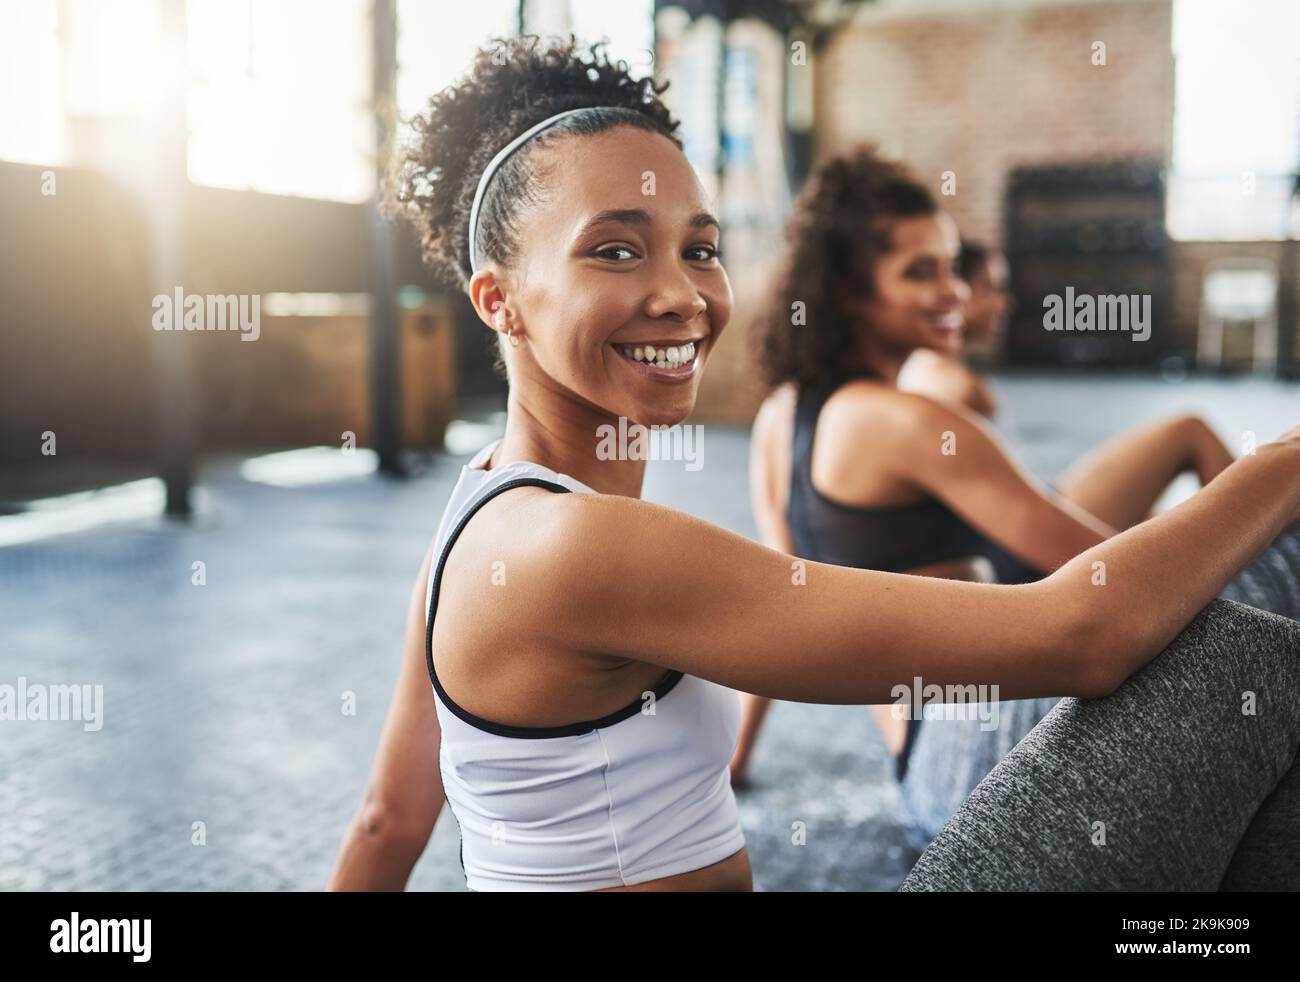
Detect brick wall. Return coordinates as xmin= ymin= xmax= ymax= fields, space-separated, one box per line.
xmin=816 ymin=0 xmax=1174 ymax=249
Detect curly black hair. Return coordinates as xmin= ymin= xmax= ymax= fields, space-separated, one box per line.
xmin=387 ymin=35 xmax=680 ymax=290
xmin=758 ymin=145 xmax=938 ymax=390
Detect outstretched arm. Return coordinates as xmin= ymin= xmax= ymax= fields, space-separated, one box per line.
xmin=883 ymin=392 xmax=1120 ymax=574
xmin=502 ymin=430 xmax=1300 ymax=703
xmin=889 ymin=384 xmax=1241 ymax=551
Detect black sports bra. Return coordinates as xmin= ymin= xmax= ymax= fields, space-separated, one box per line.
xmin=786 ymin=366 xmax=993 ymax=575
xmin=786 ymin=365 xmax=1044 ymax=784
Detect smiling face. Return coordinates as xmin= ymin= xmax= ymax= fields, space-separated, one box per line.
xmin=470 ymin=126 xmax=732 ymax=429
xmin=849 ymin=213 xmax=969 ymax=357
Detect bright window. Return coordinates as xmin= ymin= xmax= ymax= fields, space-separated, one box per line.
xmin=0 ymin=0 xmax=64 ymax=165
xmin=0 ymin=1 xmax=656 ymax=198
xmin=569 ymin=0 xmax=655 ymax=75
xmin=1169 ymin=0 xmax=1300 ymax=240
xmin=394 ymin=0 xmax=654 ymax=125
xmin=187 ymin=0 xmax=373 ymax=202
xmin=395 ymin=0 xmax=518 ymax=123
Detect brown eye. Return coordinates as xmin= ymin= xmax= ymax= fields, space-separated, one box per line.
xmin=594 ymin=245 xmax=637 ymax=261
xmin=686 ymin=245 xmax=719 ymax=262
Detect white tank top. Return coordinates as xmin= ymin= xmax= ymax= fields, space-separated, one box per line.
xmin=424 ymin=439 xmax=746 ymax=891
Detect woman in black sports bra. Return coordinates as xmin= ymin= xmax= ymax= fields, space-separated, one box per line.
xmin=730 ymin=147 xmax=1239 ymax=788
xmin=787 ymin=363 xmax=992 ymax=578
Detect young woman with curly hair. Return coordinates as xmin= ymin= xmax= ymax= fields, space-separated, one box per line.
xmin=732 ymin=146 xmax=1300 ymax=876
xmin=327 ymin=37 xmax=1300 ymax=892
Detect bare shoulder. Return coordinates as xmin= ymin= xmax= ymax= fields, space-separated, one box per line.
xmin=819 ymin=376 xmax=959 ymax=452
xmin=901 ymin=348 xmax=968 ymax=383
xmin=499 ymin=488 xmax=778 ymax=610
xmin=432 ymin=486 xmax=587 ymax=639
xmin=514 ymin=488 xmax=711 ymax=563
xmin=441 ymin=486 xmax=714 ymax=615
xmin=900 ymin=350 xmax=987 ymax=412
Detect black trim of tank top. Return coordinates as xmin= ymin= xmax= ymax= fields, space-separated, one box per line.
xmin=895 ymin=716 xmax=922 ymax=783
xmin=425 ymin=475 xmax=685 ymax=739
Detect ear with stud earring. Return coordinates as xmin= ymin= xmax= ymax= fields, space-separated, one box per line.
xmin=493 ymin=304 xmax=519 ymax=347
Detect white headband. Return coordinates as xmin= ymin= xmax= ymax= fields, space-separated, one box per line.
xmin=466 ymin=107 xmax=599 ymax=276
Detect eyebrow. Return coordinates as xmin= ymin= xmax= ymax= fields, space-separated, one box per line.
xmin=576 ymin=209 xmax=720 ymax=237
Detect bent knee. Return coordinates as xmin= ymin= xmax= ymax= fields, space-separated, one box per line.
xmin=1145 ymin=600 xmax=1300 ymax=712
xmin=1166 ymin=413 xmax=1212 ymax=447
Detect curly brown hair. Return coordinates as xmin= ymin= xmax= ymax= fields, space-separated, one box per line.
xmin=758 ymin=145 xmax=938 ymax=389
xmin=387 ymin=35 xmax=680 ymax=290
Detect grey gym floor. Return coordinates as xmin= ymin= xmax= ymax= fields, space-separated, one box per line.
xmin=1 ymin=369 xmax=1295 ymax=891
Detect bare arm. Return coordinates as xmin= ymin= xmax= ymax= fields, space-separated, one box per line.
xmin=504 ymin=432 xmax=1300 ymax=703
xmin=328 ymin=546 xmax=445 ymax=891
xmin=748 ymin=386 xmax=797 ymax=555
xmin=884 ymin=392 xmax=1118 ymax=573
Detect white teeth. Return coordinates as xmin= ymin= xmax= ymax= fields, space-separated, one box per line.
xmin=618 ymin=341 xmax=699 ymax=367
